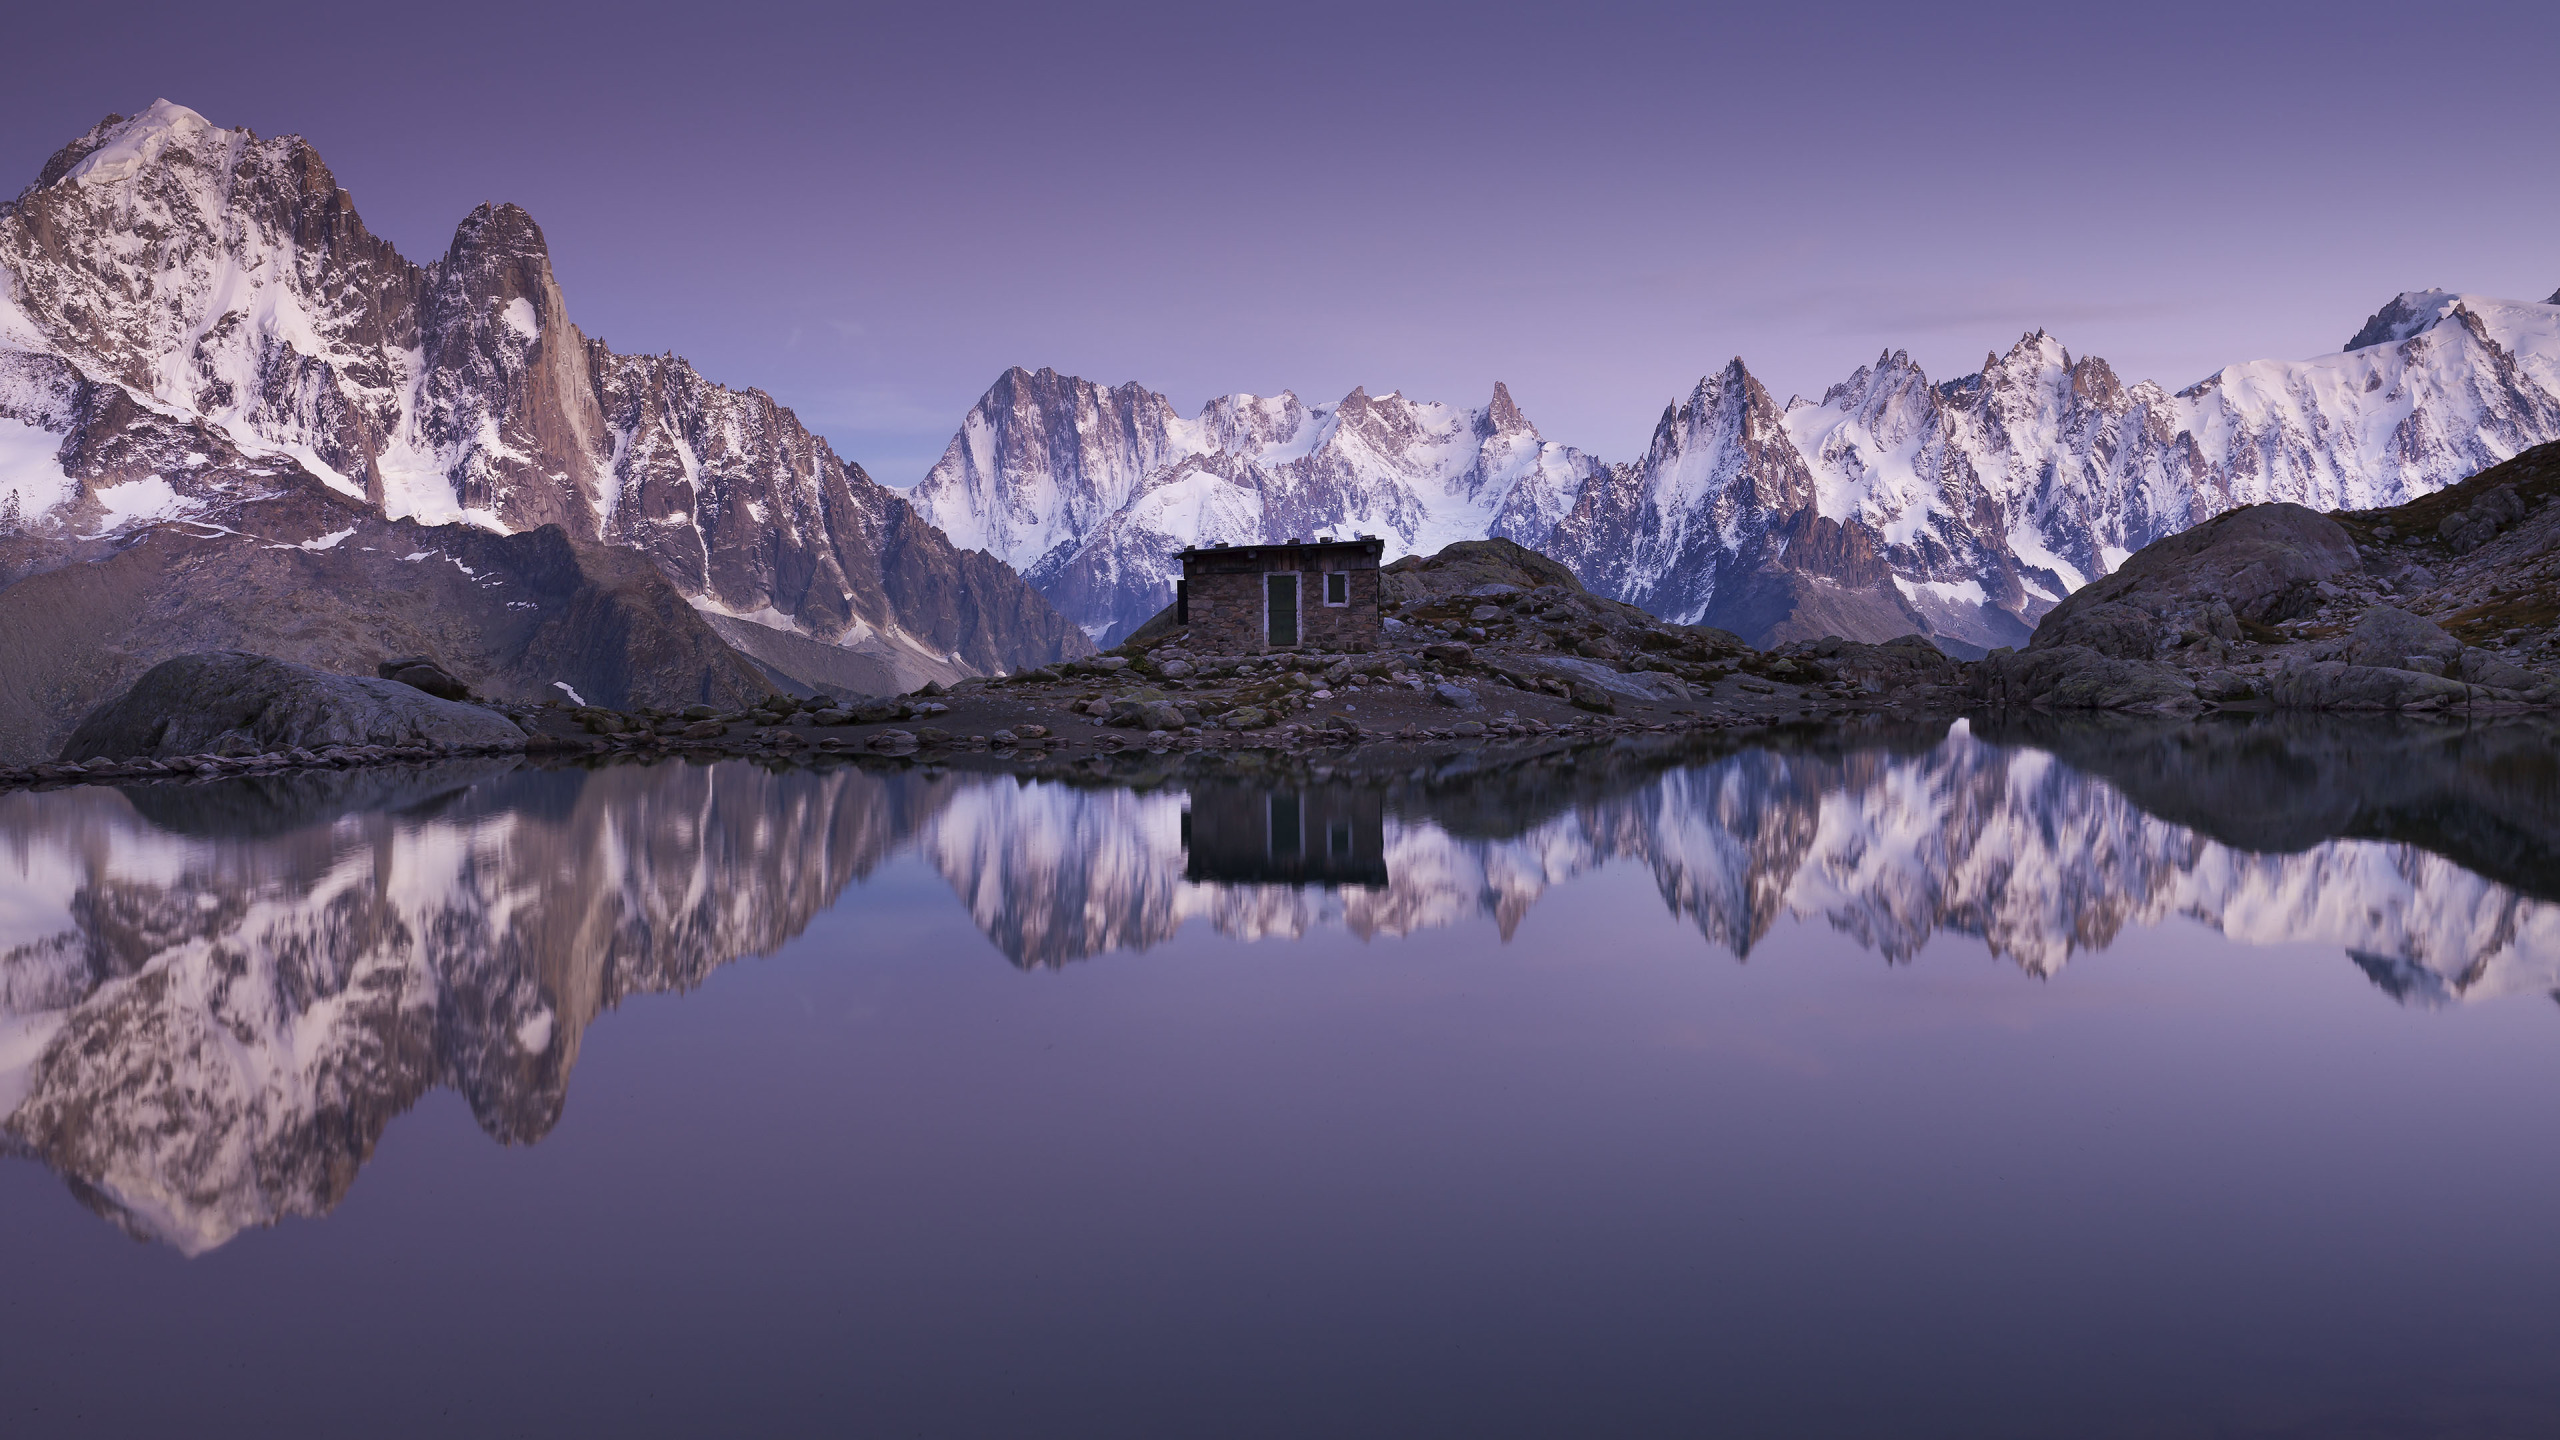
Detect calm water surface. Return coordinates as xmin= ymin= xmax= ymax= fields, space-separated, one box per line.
xmin=1 ymin=718 xmax=2556 ymax=1438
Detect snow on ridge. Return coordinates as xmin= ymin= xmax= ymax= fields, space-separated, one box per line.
xmin=911 ymin=370 xmax=1606 ymax=640
xmin=62 ymin=100 xmax=220 ymax=188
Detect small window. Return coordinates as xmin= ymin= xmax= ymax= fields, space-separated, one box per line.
xmin=1324 ymin=571 xmax=1350 ymax=606
xmin=1326 ymin=819 xmax=1353 ymax=860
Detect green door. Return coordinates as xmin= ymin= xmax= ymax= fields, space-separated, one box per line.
xmin=1266 ymin=573 xmax=1298 ymax=646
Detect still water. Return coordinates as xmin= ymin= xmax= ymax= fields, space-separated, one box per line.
xmin=1 ymin=718 xmax=2556 ymax=1437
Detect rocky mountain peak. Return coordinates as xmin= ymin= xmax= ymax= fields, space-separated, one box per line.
xmin=1479 ymin=379 xmax=1529 ymax=436
xmin=32 ymin=112 xmax=127 ymax=189
xmin=2344 ymin=289 xmax=2462 ymax=352
xmin=0 ymin=100 xmax=1089 ymax=721
xmin=1196 ymin=389 xmax=1311 ymax=458
xmin=48 ymin=100 xmax=225 ymax=192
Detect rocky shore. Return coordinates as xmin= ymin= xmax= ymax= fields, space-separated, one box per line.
xmin=1975 ymin=441 xmax=2559 ymax=715
xmin=7 ymin=441 xmax=2556 ymax=798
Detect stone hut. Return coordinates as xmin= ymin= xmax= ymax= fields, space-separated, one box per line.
xmin=1177 ymin=536 xmax=1384 ymax=653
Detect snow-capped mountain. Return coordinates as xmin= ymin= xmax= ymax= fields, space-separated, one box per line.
xmin=4 ymin=726 xmax=2545 ymax=1250
xmin=910 ymin=366 xmax=1605 ymax=642
xmin=0 ymin=101 xmax=1084 ymax=701
xmin=1558 ymin=292 xmax=2560 ymax=650
xmin=919 ymin=293 xmax=2560 ymax=651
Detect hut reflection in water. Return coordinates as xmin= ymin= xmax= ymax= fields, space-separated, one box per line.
xmin=1182 ymin=782 xmax=1388 ymax=888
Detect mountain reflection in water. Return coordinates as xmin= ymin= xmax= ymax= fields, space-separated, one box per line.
xmin=0 ymin=717 xmax=2552 ymax=1253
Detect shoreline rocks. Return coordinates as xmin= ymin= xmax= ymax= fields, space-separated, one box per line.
xmin=59 ymin=652 xmax=532 ymax=762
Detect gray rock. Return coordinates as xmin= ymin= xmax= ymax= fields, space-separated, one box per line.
xmin=2327 ymin=606 xmax=2463 ymax=671
xmin=1432 ymin=684 xmax=1478 ymax=709
xmin=376 ymin=656 xmax=471 ymax=701
xmin=2266 ymin=660 xmax=2475 ymax=711
xmin=2437 ymin=484 xmax=2529 ymax=554
xmin=2193 ymin=669 xmax=2259 ymax=702
xmin=1105 ymin=690 xmax=1180 ymax=729
xmin=2037 ymin=600 xmax=2164 ymax=660
xmin=1221 ymin=706 xmax=1271 ymax=730
xmin=1157 ymin=659 xmax=1195 ymax=679
xmin=1971 ymin=645 xmax=2203 ymax=713
xmin=2030 ymin=503 xmax=2359 ymax=647
xmin=60 ymin=652 xmax=526 ymax=762
xmin=2457 ymin=648 xmax=2541 ymax=691
xmin=1495 ymin=654 xmax=1694 ymax=704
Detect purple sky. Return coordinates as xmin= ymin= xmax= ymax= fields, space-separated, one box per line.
xmin=10 ymin=0 xmax=2555 ymax=484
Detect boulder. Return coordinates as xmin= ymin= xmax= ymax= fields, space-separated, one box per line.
xmin=1970 ymin=645 xmax=2204 ymax=714
xmin=376 ymin=656 xmax=472 ymax=701
xmin=60 ymin=652 xmax=526 ymax=761
xmin=2456 ymin=648 xmax=2542 ymax=691
xmin=1785 ymin=634 xmax=1963 ymax=694
xmin=2437 ymin=484 xmax=2529 ymax=554
xmin=2029 ymin=503 xmax=2360 ymax=647
xmin=2034 ymin=601 xmax=2163 ymax=660
xmin=1106 ymin=690 xmax=1183 ymax=729
xmin=2324 ymin=606 xmax=2463 ymax=671
xmin=1432 ymin=684 xmax=1478 ymax=709
xmin=1496 ymin=655 xmax=1693 ymax=704
xmin=2265 ymin=661 xmax=2475 ymax=712
xmin=1378 ymin=537 xmax=1583 ymax=605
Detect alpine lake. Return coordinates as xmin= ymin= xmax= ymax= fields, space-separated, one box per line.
xmin=2 ymin=714 xmax=2557 ymax=1439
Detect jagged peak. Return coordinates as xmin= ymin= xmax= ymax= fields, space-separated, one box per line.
xmin=46 ymin=99 xmax=225 ymax=191
xmin=2546 ymin=285 xmax=2560 ymax=306
xmin=447 ymin=201 xmax=550 ymax=260
xmin=1995 ymin=328 xmax=2068 ymax=370
xmin=1475 ymin=379 xmax=1537 ymax=440
xmin=2344 ymin=289 xmax=2460 ymax=352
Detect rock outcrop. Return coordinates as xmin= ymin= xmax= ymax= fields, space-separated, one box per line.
xmin=60 ymin=652 xmax=527 ymax=760
xmin=1969 ymin=442 xmax=2560 ymax=714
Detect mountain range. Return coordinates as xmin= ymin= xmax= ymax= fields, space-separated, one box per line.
xmin=3 ymin=98 xmax=2554 ymax=746
xmin=915 ymin=296 xmax=2560 ymax=651
xmin=0 ymin=101 xmax=1088 ymax=760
